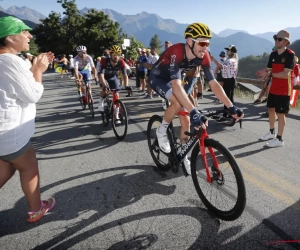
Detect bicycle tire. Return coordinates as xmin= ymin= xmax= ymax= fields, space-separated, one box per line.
xmin=87 ymin=90 xmax=94 ymax=118
xmin=102 ymin=104 xmax=110 ymax=126
xmin=191 ymin=138 xmax=246 ymax=221
xmin=79 ymin=98 xmax=85 ymax=110
xmin=112 ymin=99 xmax=128 ymax=140
xmin=147 ymin=115 xmax=172 ymax=172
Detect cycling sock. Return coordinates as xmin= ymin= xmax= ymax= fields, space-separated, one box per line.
xmin=158 ymin=119 xmax=170 ymax=134
xmin=270 ymin=128 xmax=275 ymax=134
xmin=276 ymin=135 xmax=282 ymax=141
xmin=115 ymin=107 xmax=120 ymax=119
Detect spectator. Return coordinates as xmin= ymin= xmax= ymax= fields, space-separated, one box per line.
xmin=0 ymin=16 xmax=56 ymax=223
xmin=164 ymin=41 xmax=172 ymax=51
xmin=135 ymin=48 xmax=142 ymax=89
xmin=128 ymin=57 xmax=134 ymax=67
xmin=137 ymin=48 xmax=148 ymax=93
xmin=58 ymin=54 xmax=68 ymax=78
xmin=24 ymin=52 xmax=33 ymax=69
xmin=69 ymin=54 xmax=75 ymax=79
xmin=258 ymin=30 xmax=294 ymax=147
xmin=211 ymin=45 xmax=239 ymax=122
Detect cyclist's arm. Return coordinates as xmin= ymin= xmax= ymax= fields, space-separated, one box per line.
xmin=91 ymin=66 xmax=97 ymax=80
xmin=120 ymin=60 xmax=128 ymax=86
xmin=99 ymin=73 xmax=106 ymax=86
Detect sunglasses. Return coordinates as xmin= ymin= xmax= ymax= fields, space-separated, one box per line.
xmin=112 ymin=53 xmax=122 ymax=57
xmin=273 ymin=36 xmax=284 ymax=42
xmin=191 ymin=38 xmax=210 ymax=47
xmin=78 ymin=51 xmax=86 ymax=55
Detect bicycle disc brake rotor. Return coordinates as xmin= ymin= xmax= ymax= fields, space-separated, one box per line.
xmin=211 ymin=165 xmax=225 ymax=185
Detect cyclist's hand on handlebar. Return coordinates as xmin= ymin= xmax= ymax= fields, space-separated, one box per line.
xmin=228 ymin=105 xmax=244 ymax=121
xmin=190 ymin=108 xmax=208 ymax=130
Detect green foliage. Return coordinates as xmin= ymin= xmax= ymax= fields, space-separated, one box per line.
xmin=31 ymin=0 xmax=142 ymax=59
xmin=149 ymin=34 xmax=162 ymax=54
xmin=238 ymin=52 xmax=269 ymax=78
xmin=289 ymin=39 xmax=300 ymax=57
xmin=124 ymin=36 xmax=144 ymax=59
xmin=238 ymin=39 xmax=300 ymax=78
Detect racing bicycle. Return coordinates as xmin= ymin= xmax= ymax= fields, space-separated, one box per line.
xmin=147 ymin=105 xmax=246 ymax=221
xmin=77 ymin=78 xmax=97 ymax=118
xmin=100 ymin=82 xmax=128 ymax=140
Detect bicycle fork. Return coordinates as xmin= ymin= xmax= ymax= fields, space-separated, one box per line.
xmin=199 ymin=130 xmax=222 ymax=184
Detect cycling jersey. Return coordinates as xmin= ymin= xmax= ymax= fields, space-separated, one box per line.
xmin=151 ymin=43 xmax=214 ymax=82
xmin=74 ymin=55 xmax=95 ymax=71
xmin=99 ymin=58 xmax=126 ymax=80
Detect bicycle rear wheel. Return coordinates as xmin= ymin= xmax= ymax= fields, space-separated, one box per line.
xmin=147 ymin=115 xmax=172 ymax=171
xmin=191 ymin=138 xmax=246 ymax=221
xmin=87 ymin=90 xmax=94 ymax=118
xmin=112 ymin=100 xmax=128 ymax=140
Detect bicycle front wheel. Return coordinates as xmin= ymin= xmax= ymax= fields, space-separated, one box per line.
xmin=147 ymin=115 xmax=172 ymax=172
xmin=112 ymin=100 xmax=128 ymax=140
xmin=191 ymin=138 xmax=246 ymax=221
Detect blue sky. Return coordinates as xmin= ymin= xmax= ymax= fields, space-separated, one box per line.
xmin=1 ymin=0 xmax=299 ymax=34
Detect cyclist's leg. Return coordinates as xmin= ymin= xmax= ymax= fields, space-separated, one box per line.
xmin=150 ymin=75 xmax=182 ymax=153
xmin=81 ymin=70 xmax=94 ymax=102
xmin=76 ymin=71 xmax=83 ymax=96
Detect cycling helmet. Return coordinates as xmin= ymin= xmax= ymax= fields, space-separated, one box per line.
xmin=109 ymin=45 xmax=122 ymax=54
xmin=76 ymin=45 xmax=87 ymax=52
xmin=184 ymin=22 xmax=212 ymax=39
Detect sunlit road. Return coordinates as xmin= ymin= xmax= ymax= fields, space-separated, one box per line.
xmin=1 ymin=74 xmax=300 ymax=250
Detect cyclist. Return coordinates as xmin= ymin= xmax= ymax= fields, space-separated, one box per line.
xmin=149 ymin=22 xmax=243 ymax=174
xmin=74 ymin=45 xmax=97 ymax=100
xmin=98 ymin=45 xmax=129 ymax=124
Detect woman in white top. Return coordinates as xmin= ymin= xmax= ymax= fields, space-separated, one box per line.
xmin=0 ymin=16 xmax=55 ymax=223
xmin=211 ymin=45 xmax=238 ymax=121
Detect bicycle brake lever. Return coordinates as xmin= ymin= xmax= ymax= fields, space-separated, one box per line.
xmin=184 ymin=130 xmax=197 ymax=137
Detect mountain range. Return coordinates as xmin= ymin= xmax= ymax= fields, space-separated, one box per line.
xmin=1 ymin=5 xmax=299 ymax=58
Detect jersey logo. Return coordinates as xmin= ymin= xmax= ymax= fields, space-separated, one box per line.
xmin=282 ymin=58 xmax=285 ymax=63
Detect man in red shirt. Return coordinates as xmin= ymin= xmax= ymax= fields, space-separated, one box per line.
xmin=259 ymin=30 xmax=295 ymax=147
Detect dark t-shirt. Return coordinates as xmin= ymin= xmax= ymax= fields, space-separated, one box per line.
xmin=267 ymin=49 xmax=295 ymax=96
xmin=151 ymin=43 xmax=214 ymax=83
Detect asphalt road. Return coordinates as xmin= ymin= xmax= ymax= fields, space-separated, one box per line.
xmin=1 ymin=74 xmax=300 ymax=250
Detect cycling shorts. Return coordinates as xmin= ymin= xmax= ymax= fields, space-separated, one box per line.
xmin=105 ymin=76 xmax=120 ymax=91
xmin=79 ymin=70 xmax=91 ymax=84
xmin=149 ymin=73 xmax=196 ymax=100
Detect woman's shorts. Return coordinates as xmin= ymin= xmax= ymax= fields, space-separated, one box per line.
xmin=0 ymin=141 xmax=31 ymax=161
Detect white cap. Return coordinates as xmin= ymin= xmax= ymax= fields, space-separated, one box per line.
xmin=69 ymin=55 xmax=73 ymax=57
xmin=137 ymin=48 xmax=142 ymax=51
xmin=25 ymin=52 xmax=33 ymax=57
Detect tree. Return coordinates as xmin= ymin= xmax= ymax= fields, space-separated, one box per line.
xmin=238 ymin=53 xmax=270 ymax=78
xmin=32 ymin=0 xmax=127 ymax=58
xmin=289 ymin=39 xmax=300 ymax=57
xmin=124 ymin=36 xmax=144 ymax=60
xmin=149 ymin=34 xmax=162 ymax=54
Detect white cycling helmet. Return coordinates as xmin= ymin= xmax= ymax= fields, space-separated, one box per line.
xmin=76 ymin=45 xmax=87 ymax=52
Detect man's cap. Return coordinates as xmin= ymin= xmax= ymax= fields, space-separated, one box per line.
xmin=137 ymin=48 xmax=142 ymax=51
xmin=224 ymin=45 xmax=237 ymax=53
xmin=25 ymin=52 xmax=33 ymax=57
xmin=69 ymin=54 xmax=73 ymax=57
xmin=97 ymin=56 xmax=101 ymax=59
xmin=219 ymin=51 xmax=226 ymax=57
xmin=165 ymin=41 xmax=172 ymax=44
xmin=141 ymin=48 xmax=146 ymax=52
xmin=0 ymin=16 xmax=32 ymax=39
xmin=273 ymin=30 xmax=290 ymax=45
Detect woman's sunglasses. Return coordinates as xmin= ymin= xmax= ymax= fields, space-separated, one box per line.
xmin=191 ymin=38 xmax=210 ymax=47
